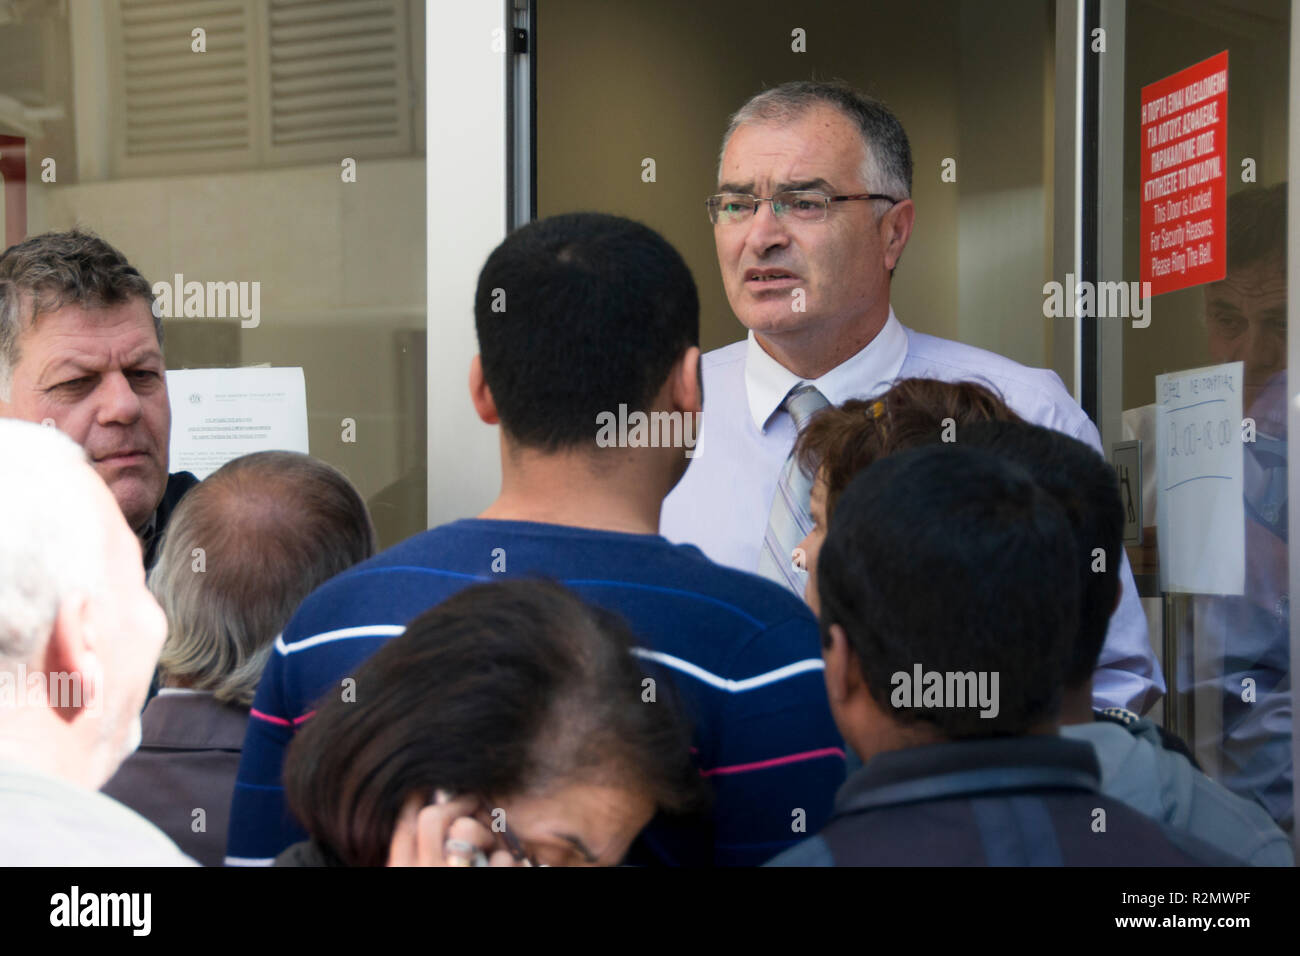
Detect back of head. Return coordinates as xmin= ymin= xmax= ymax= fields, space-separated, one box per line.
xmin=0 ymin=229 xmax=157 ymax=400
xmin=817 ymin=443 xmax=1080 ymax=738
xmin=0 ymin=420 xmax=107 ymax=667
xmin=284 ymin=578 xmax=704 ymax=866
xmin=960 ymin=420 xmax=1123 ymax=691
xmin=796 ymin=377 xmax=1022 ymax=519
xmin=474 ymin=212 xmax=698 ymax=452
xmin=150 ymin=451 xmax=377 ymax=706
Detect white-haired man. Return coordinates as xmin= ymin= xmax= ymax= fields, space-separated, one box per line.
xmin=661 ymin=79 xmax=1164 ymax=714
xmin=0 ymin=419 xmax=192 ymax=864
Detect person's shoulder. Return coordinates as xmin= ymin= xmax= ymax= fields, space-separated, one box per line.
xmin=274 ymin=839 xmax=340 ymax=866
xmin=763 ymin=834 xmax=833 ymax=867
xmin=1063 ymin=718 xmax=1172 ymax=821
xmin=697 ymin=339 xmax=748 ymax=406
xmin=96 ymin=790 xmax=199 ymax=865
xmin=1134 ymin=723 xmax=1295 ymax=866
xmin=1120 ymin=712 xmax=1201 ymax=767
xmin=1076 ymin=786 xmax=1247 ymax=865
xmin=351 ymin=520 xmax=488 ymax=575
xmin=1066 ymin=714 xmax=1291 ymax=864
xmin=650 ymin=540 xmax=820 ymax=633
xmin=282 ymin=521 xmax=487 ymax=626
xmin=702 ymin=338 xmax=748 ymax=370
xmin=156 ymin=471 xmax=200 ymax=519
xmin=167 ymin=471 xmax=201 ymax=494
xmin=900 ymin=327 xmax=1090 ymax=433
xmin=0 ymin=764 xmax=195 ymax=865
xmin=1092 ymin=708 xmax=1201 ymax=776
xmin=1145 ymin=813 xmax=1253 ymax=866
xmin=137 ymin=691 xmax=250 ymax=750
xmin=1061 ymin=718 xmax=1148 ymax=759
xmin=901 ymin=326 xmax=1056 ymax=384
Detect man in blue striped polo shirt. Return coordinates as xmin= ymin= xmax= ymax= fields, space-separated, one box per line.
xmin=226 ymin=213 xmax=846 ymax=866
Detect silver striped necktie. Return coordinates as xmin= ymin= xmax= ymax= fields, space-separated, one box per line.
xmin=756 ymin=384 xmax=830 ymax=594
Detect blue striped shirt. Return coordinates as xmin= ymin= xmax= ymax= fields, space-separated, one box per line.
xmin=226 ymin=519 xmax=846 ymax=866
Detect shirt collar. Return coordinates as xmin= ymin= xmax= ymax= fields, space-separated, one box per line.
xmin=832 ymin=735 xmax=1100 ymax=819
xmin=742 ymin=307 xmax=909 ymax=431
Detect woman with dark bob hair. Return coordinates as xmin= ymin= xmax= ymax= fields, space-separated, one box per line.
xmin=277 ymin=578 xmax=708 ymax=866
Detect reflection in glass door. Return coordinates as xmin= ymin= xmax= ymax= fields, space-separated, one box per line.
xmin=1110 ymin=0 xmax=1293 ymax=835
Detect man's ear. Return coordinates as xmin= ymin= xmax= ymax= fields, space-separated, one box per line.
xmin=881 ymin=199 xmax=915 ymax=273
xmin=43 ymin=595 xmax=97 ymax=724
xmin=823 ymin=622 xmax=861 ymax=706
xmin=468 ymin=354 xmax=500 ymax=426
xmin=670 ymin=346 xmax=703 ymax=415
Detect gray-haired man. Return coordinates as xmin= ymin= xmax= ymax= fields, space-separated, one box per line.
xmin=102 ymin=450 xmax=376 ymax=866
xmin=0 ymin=229 xmax=197 ymax=568
xmin=660 ymin=79 xmax=1165 ymax=714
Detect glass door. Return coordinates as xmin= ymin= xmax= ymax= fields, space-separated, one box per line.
xmin=1100 ymin=0 xmax=1294 ymax=836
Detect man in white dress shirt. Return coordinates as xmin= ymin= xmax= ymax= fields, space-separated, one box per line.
xmin=660 ymin=80 xmax=1164 ymax=714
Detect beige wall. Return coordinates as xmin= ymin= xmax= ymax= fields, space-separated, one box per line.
xmin=537 ymin=0 xmax=1057 ymax=372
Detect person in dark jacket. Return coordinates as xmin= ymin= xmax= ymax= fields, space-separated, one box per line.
xmin=768 ymin=443 xmax=1242 ymax=866
xmin=960 ymin=419 xmax=1292 ymax=866
xmin=789 ymin=387 xmax=1289 ymax=863
xmin=102 ymin=451 xmax=376 ymax=866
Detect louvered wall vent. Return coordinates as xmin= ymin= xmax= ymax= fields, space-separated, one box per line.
xmin=111 ymin=0 xmax=413 ymax=176
xmin=120 ymin=0 xmax=252 ymax=158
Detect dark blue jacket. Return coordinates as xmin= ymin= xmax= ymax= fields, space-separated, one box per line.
xmin=767 ymin=735 xmax=1245 ymax=866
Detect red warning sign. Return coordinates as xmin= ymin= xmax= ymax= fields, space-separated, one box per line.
xmin=1139 ymin=50 xmax=1228 ymax=297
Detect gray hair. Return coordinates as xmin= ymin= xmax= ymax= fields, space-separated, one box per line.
xmin=718 ymin=80 xmax=913 ymax=203
xmin=0 ymin=420 xmax=108 ymax=662
xmin=0 ymin=229 xmax=160 ymax=401
xmin=150 ymin=451 xmax=377 ymax=707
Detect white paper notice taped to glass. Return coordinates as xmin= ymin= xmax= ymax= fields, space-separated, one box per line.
xmin=167 ymin=367 xmax=309 ymax=481
xmin=1155 ymin=361 xmax=1244 ymax=595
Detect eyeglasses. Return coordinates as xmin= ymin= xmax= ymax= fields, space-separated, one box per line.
xmin=475 ymin=798 xmax=540 ymax=867
xmin=705 ymin=190 xmax=900 ymax=225
xmin=496 ymin=816 xmax=539 ymax=867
